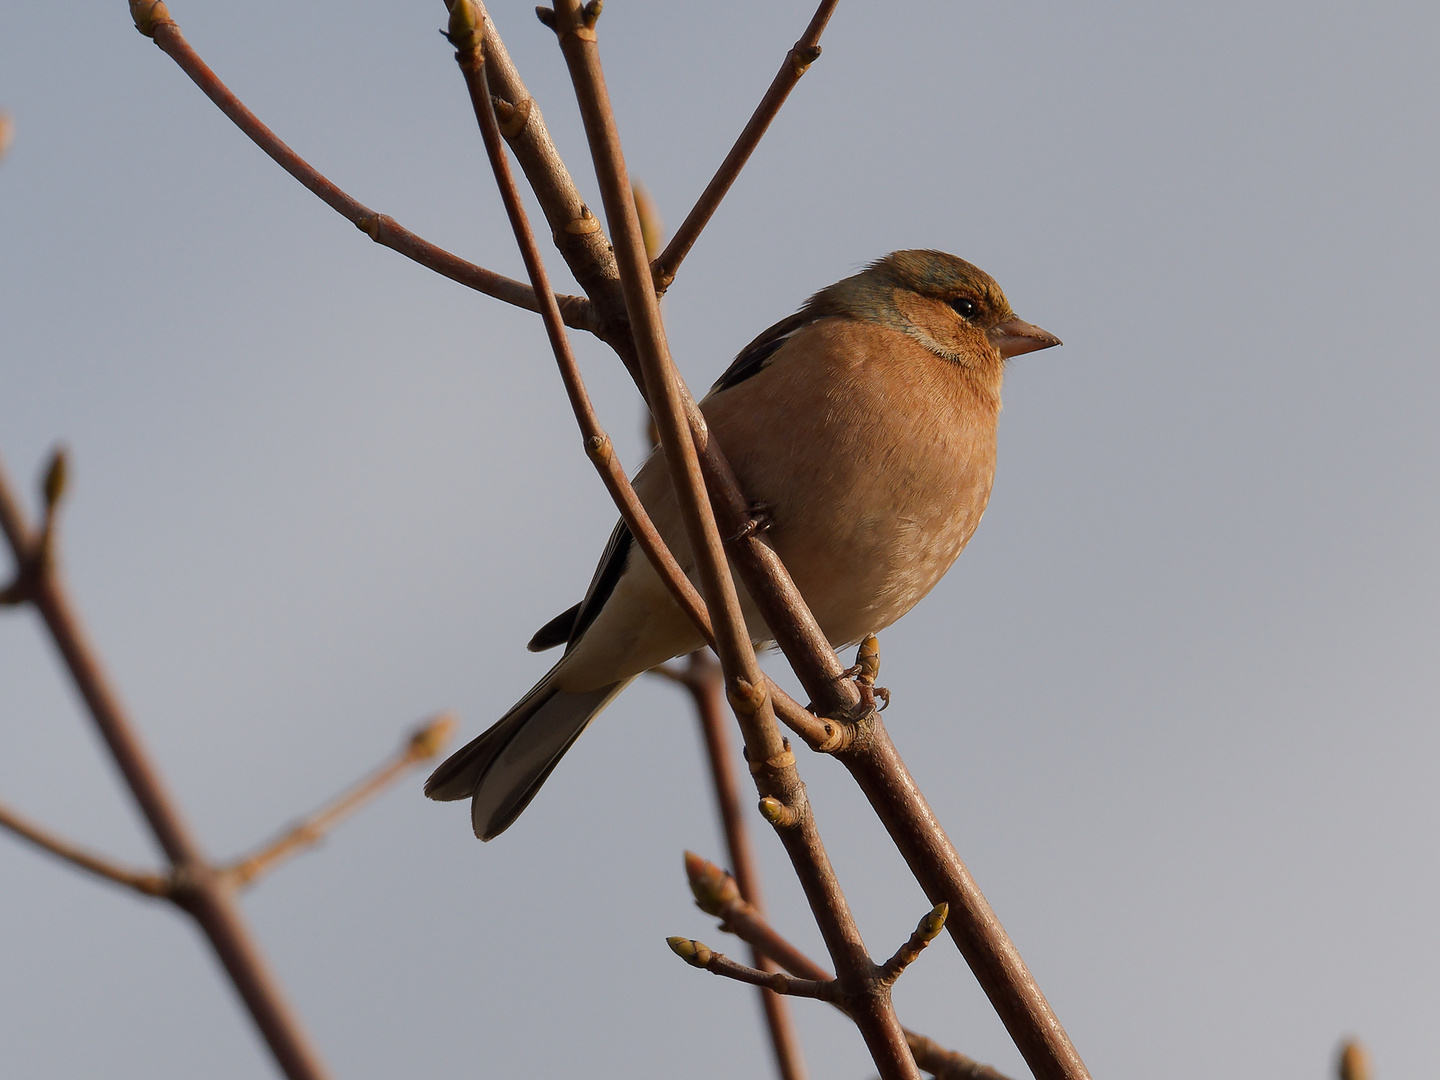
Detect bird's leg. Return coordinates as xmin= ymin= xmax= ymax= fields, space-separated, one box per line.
xmin=726 ymin=501 xmax=774 ymax=544
xmin=842 ymin=634 xmax=890 ymax=712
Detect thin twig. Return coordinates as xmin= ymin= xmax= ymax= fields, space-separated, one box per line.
xmin=835 ymin=714 xmax=1091 ymax=1080
xmin=667 ymin=937 xmax=837 ymax=1003
xmin=651 ymin=0 xmax=839 ymax=293
xmin=544 ymin=4 xmax=917 ymax=1076
xmin=221 ymin=714 xmax=455 ymax=888
xmin=667 ymin=656 xmax=808 ymax=1080
xmin=0 ymin=447 xmax=333 ymax=1080
xmin=0 ymin=798 xmax=171 ymax=898
xmin=879 ymin=904 xmax=948 ymax=986
xmin=2 ymin=712 xmax=456 ymax=902
xmin=467 ymin=0 xmax=630 ymax=343
xmin=125 ymin=1 xmax=597 ymax=334
xmin=685 ymin=855 xmax=1015 ymax=1080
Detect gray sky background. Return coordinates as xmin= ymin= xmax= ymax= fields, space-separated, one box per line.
xmin=2 ymin=2 xmax=1437 ymax=1077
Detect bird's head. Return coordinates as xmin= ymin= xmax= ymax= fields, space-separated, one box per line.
xmin=812 ymin=249 xmax=1061 ymax=366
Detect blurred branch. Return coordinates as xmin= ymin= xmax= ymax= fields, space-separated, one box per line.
xmin=0 ymin=445 xmax=333 ymax=1080
xmin=0 ymin=798 xmax=171 ymax=898
xmin=685 ymin=855 xmax=1015 ymax=1080
xmin=221 ymin=714 xmax=455 ymax=888
xmin=126 ymin=1 xmax=598 ymax=333
xmin=0 ymin=707 xmax=455 ymax=904
xmin=1339 ymin=1040 xmax=1371 ymax=1080
xmin=632 ymin=182 xmax=663 ymax=262
xmin=651 ymin=0 xmax=838 ymax=293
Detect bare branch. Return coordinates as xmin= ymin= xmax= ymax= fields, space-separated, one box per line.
xmin=668 ymin=659 xmax=808 ymax=1080
xmin=221 ymin=714 xmax=456 ymax=889
xmin=684 ymin=855 xmax=1015 ymax=1080
xmin=126 ymin=2 xmax=597 ymax=333
xmin=835 ymin=714 xmax=1091 ymax=1080
xmin=667 ymin=937 xmax=838 ymax=1003
xmin=0 ymin=447 xmax=333 ymax=1080
xmin=0 ymin=798 xmax=171 ymax=898
xmin=467 ymin=0 xmax=630 ymax=343
xmin=906 ymin=1033 xmax=1017 ymax=1080
xmin=879 ymin=904 xmax=948 ymax=986
xmin=651 ymin=0 xmax=839 ymax=293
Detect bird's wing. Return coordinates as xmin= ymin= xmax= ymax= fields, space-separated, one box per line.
xmin=530 ymin=310 xmax=817 ymax=653
xmin=527 ymin=518 xmax=635 ymax=653
xmin=708 ymin=309 xmax=821 ymax=395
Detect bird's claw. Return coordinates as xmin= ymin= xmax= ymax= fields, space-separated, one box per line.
xmin=844 ymin=634 xmax=890 ymax=712
xmin=727 ymin=502 xmax=774 ymax=544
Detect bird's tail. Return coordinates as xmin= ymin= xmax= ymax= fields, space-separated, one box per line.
xmin=424 ymin=666 xmax=632 ymax=840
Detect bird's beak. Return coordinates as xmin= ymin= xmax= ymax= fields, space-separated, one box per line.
xmin=988 ymin=318 xmax=1062 ymax=359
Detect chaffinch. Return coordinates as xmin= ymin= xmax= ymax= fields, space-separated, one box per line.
xmin=427 ymin=249 xmax=1060 ymax=839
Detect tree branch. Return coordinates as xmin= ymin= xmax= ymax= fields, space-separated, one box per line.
xmin=0 ymin=798 xmax=172 ymax=898
xmin=660 ymin=657 xmax=808 ymax=1080
xmin=879 ymin=903 xmax=948 ymax=986
xmin=835 ymin=713 xmax=1091 ymax=1080
xmin=685 ymin=855 xmax=1016 ymax=1080
xmin=0 ymin=447 xmax=333 ymax=1080
xmin=125 ymin=0 xmax=597 ymax=333
xmin=651 ymin=0 xmax=839 ymax=293
xmin=667 ymin=936 xmax=838 ymax=1003
xmin=220 ymin=714 xmax=455 ymax=889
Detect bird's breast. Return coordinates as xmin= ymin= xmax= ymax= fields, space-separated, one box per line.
xmin=705 ymin=317 xmax=1001 ymax=647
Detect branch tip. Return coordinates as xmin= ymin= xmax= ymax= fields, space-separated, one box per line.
xmin=535 ymin=6 xmax=556 ymax=30
xmin=444 ymin=0 xmax=483 ymax=53
xmin=129 ymin=0 xmax=172 ymax=36
xmin=1339 ymin=1041 xmax=1371 ymax=1080
xmin=683 ymin=851 xmax=740 ymax=916
xmin=667 ymin=936 xmax=714 ymax=967
xmin=42 ymin=447 xmax=68 ymax=512
xmin=880 ymin=901 xmax=951 ymax=984
xmin=406 ymin=712 xmax=458 ymax=759
xmin=918 ymin=901 xmax=949 ymax=942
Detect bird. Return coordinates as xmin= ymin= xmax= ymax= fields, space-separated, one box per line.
xmin=426 ymin=250 xmax=1060 ymax=839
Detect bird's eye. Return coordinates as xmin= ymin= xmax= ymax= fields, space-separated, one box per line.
xmin=949 ymin=297 xmax=979 ymax=320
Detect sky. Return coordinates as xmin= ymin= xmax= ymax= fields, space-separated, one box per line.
xmin=2 ymin=1 xmax=1437 ymax=1078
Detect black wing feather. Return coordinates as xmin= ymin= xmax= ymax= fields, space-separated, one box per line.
xmin=526 ymin=603 xmax=581 ymax=652
xmin=709 ymin=310 xmax=818 ymax=395
xmin=529 ymin=312 xmax=812 ymax=654
xmin=522 ymin=518 xmax=636 ymax=656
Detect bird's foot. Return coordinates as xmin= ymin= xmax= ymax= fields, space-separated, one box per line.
xmin=726 ymin=502 xmax=774 ymax=544
xmin=842 ymin=634 xmax=890 ymax=712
